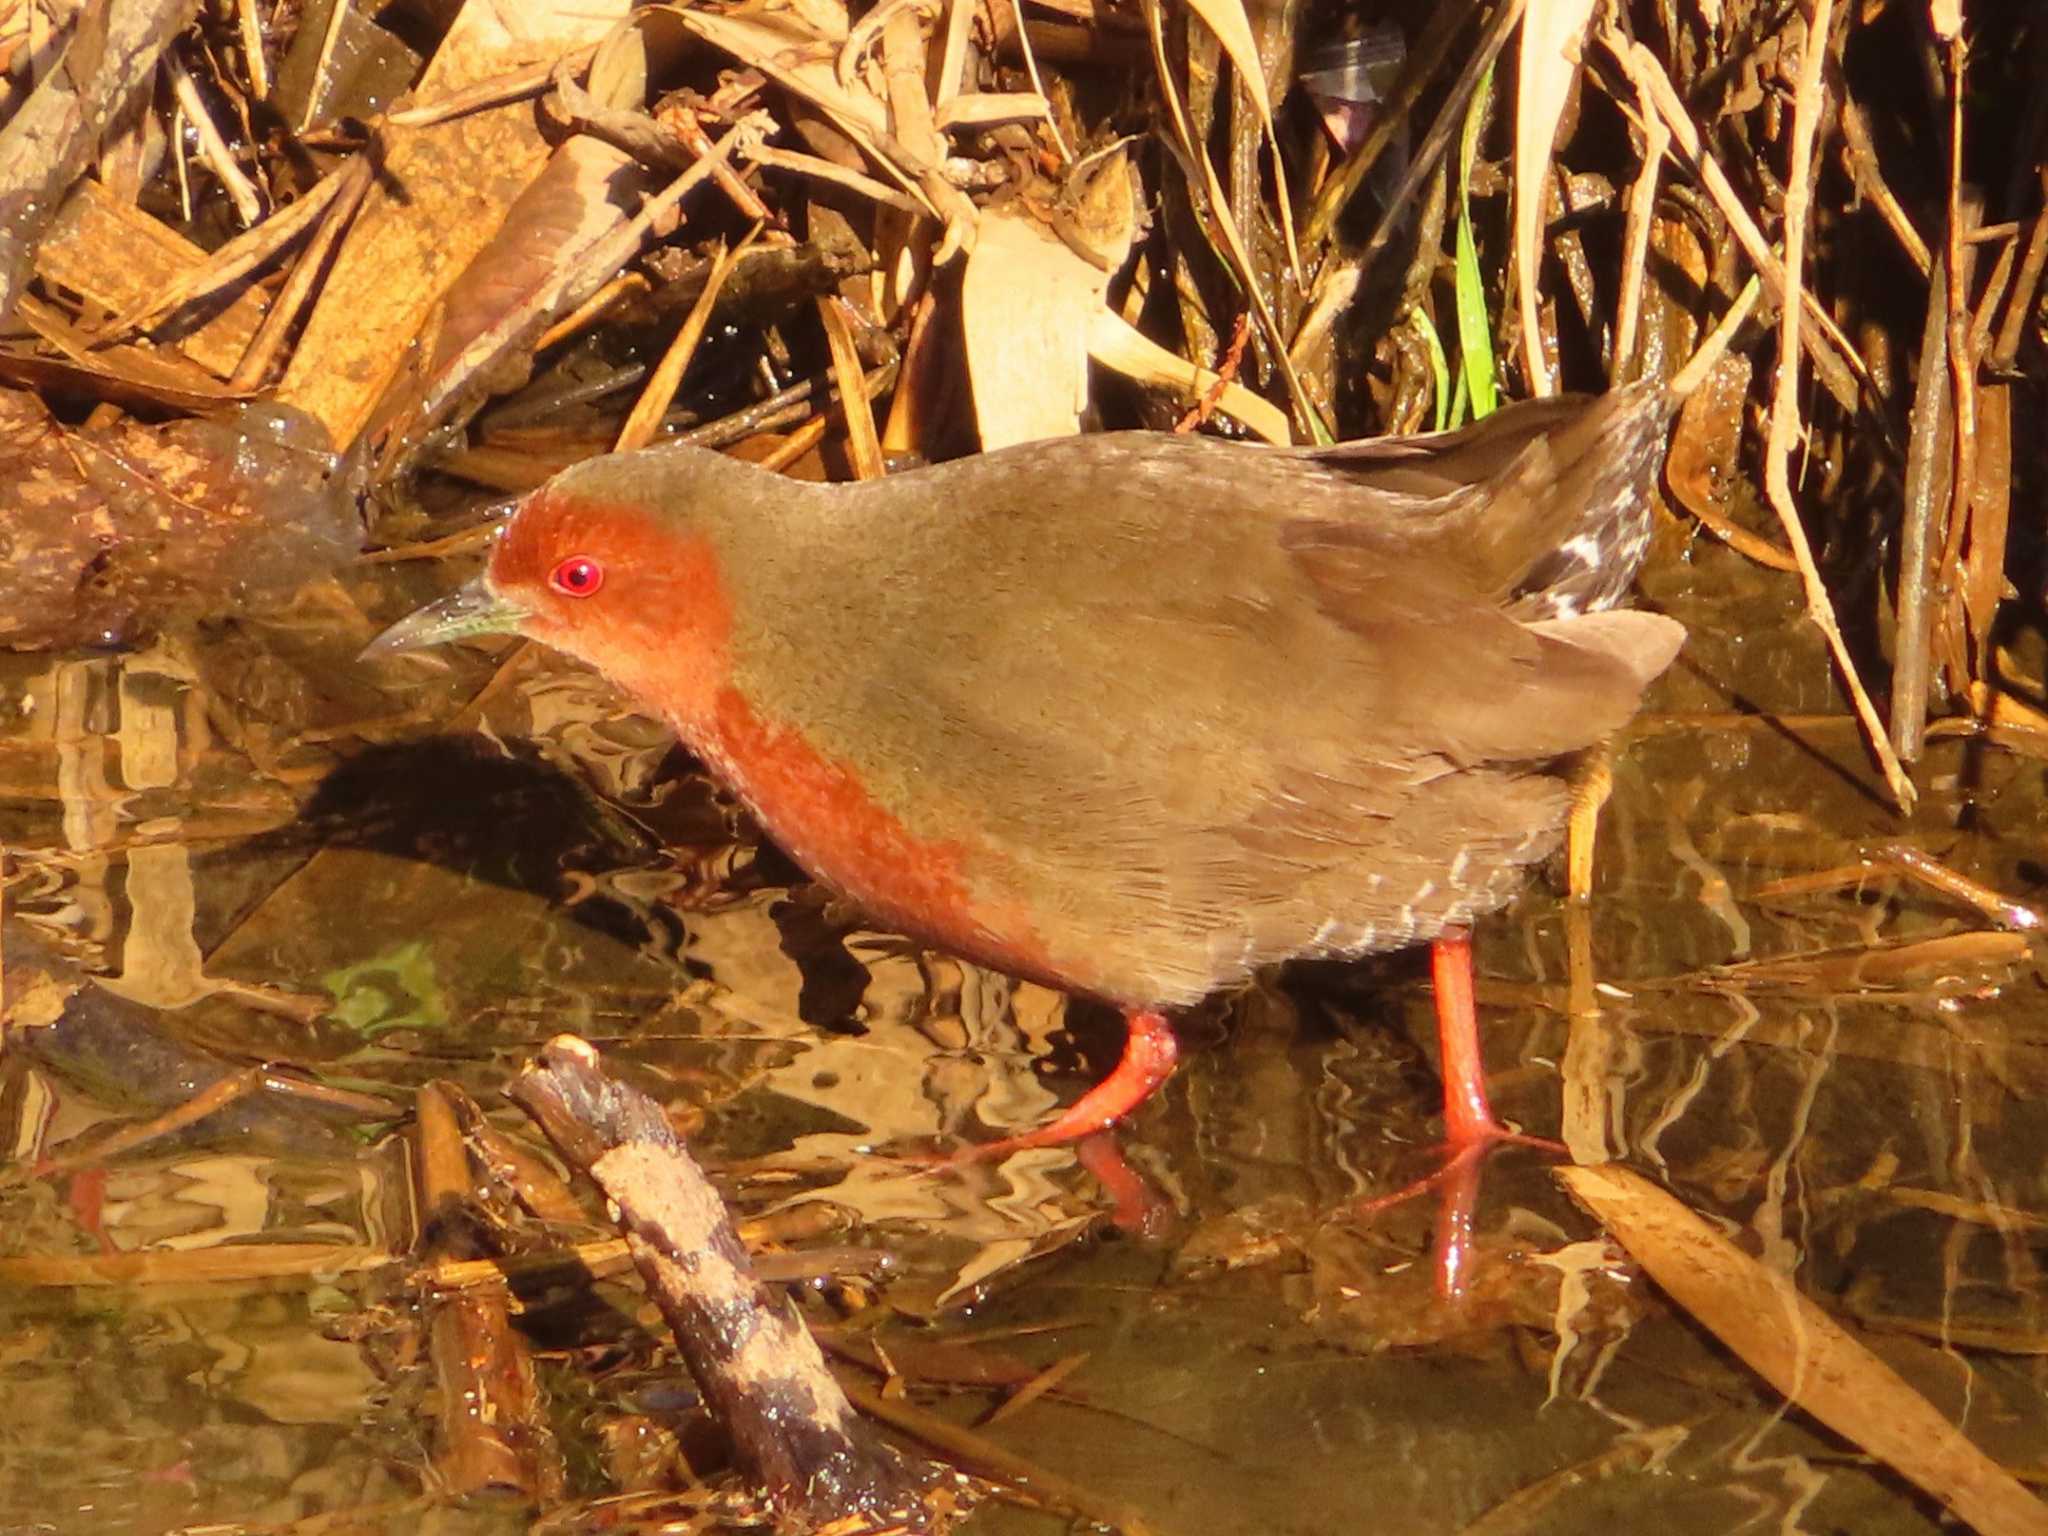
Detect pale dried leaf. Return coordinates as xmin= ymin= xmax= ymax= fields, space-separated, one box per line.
xmin=1515 ymin=0 xmax=1597 ymax=396
xmin=655 ymin=0 xmax=962 ymax=235
xmin=656 ymin=3 xmax=887 ymax=145
xmin=1085 ymin=310 xmax=1291 ymax=445
xmin=961 ymin=207 xmax=1102 ymax=448
xmin=1559 ymin=1163 xmax=2048 ymax=1536
xmin=585 ymin=12 xmax=652 ymax=110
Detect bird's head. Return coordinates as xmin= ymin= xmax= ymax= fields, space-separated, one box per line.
xmin=363 ymin=448 xmax=755 ymax=726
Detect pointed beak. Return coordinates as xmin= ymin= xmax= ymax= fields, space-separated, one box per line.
xmin=360 ymin=576 xmax=532 ymax=661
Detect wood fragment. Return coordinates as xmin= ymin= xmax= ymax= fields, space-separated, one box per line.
xmin=1610 ymin=86 xmax=1667 ymax=380
xmin=1987 ymin=179 xmax=2048 ymax=371
xmin=1601 ymin=28 xmax=1876 ymax=421
xmin=1514 ymin=0 xmax=1599 ymax=397
xmin=755 ymin=360 xmax=900 ymax=473
xmin=108 ymin=158 xmax=352 ymax=337
xmin=275 ymin=0 xmax=634 ymax=447
xmin=414 ymin=1081 xmax=558 ymax=1500
xmin=979 ymin=1351 xmax=1088 ymax=1427
xmin=33 ymin=177 xmax=270 ymax=377
xmin=1838 ymin=83 xmax=1931 ymax=274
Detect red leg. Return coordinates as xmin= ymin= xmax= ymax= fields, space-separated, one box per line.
xmin=1074 ymin=1132 xmax=1176 ymax=1239
xmin=951 ymin=1007 xmax=1179 ymax=1161
xmin=1353 ymin=929 xmax=1560 ymax=1298
xmin=1433 ymin=930 xmax=1509 ymax=1146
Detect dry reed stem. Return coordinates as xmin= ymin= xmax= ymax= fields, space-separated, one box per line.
xmin=1761 ymin=0 xmax=1915 ymax=810
xmin=165 ymin=51 xmax=262 ymax=224
xmin=1939 ymin=36 xmax=1980 ymax=685
xmin=1603 ymin=30 xmax=1874 ymax=416
xmin=229 ymin=155 xmax=372 ymax=391
xmin=615 ymin=230 xmax=758 ymax=453
xmin=1610 ymin=84 xmax=1667 ymax=383
xmin=1561 ymin=1163 xmax=2048 ymax=1536
xmin=818 ymin=293 xmax=887 ymax=479
xmin=1140 ymin=0 xmax=1320 ymax=439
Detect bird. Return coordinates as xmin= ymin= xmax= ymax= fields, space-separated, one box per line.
xmin=365 ymin=382 xmax=1683 ymax=1170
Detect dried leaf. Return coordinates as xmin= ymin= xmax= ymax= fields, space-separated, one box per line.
xmin=398 ymin=134 xmax=659 ymax=438
xmin=277 ymin=0 xmax=635 ymax=447
xmin=961 ymin=207 xmax=1101 ymax=447
xmin=1515 ymin=0 xmax=1597 ymax=396
xmin=1086 ymin=310 xmax=1290 ymax=445
xmin=654 ymin=1 xmax=975 ymax=249
xmin=1559 ymin=1163 xmax=2048 ymax=1536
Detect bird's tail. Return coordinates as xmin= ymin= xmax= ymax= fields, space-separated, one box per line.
xmin=1307 ymin=381 xmax=1679 ymax=621
xmin=1484 ymin=381 xmax=1679 ymax=621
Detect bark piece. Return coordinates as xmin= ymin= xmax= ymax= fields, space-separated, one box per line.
xmin=273 ymin=0 xmax=632 ymax=448
xmin=413 ymin=1081 xmax=560 ymax=1499
xmin=34 ymin=178 xmax=270 ymax=378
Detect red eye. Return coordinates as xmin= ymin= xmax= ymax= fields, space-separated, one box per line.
xmin=549 ymin=555 xmax=604 ymax=597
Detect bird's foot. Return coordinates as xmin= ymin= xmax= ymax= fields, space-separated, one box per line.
xmin=928 ymin=1006 xmax=1180 ymax=1165
xmin=891 ymin=1011 xmax=1180 ymax=1235
xmin=1349 ymin=1123 xmax=1566 ymax=1301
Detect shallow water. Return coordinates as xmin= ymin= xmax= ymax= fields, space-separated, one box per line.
xmin=2 ymin=530 xmax=2045 ymax=1535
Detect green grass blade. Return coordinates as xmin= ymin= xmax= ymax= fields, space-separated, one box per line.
xmin=1455 ymin=61 xmax=1498 ymax=420
xmin=1409 ymin=306 xmax=1452 ymax=433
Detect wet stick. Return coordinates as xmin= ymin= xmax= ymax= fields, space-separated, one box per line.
xmin=413 ymin=1080 xmax=557 ymax=1499
xmin=510 ymin=1035 xmax=949 ymax=1532
xmin=1893 ymin=235 xmax=1964 ymax=762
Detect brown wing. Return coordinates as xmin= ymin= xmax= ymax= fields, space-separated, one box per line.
xmin=843 ymin=503 xmax=1682 ymax=1008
